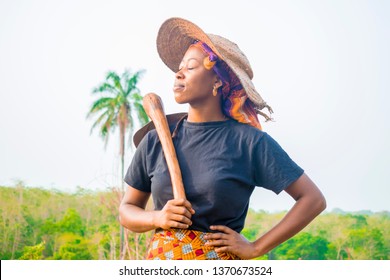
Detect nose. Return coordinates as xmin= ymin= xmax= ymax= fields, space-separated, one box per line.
xmin=175 ymin=69 xmax=184 ymax=79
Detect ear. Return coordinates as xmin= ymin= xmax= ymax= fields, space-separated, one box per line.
xmin=214 ymin=79 xmax=222 ymax=89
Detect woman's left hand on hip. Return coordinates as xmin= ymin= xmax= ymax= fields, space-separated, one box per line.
xmin=204 ymin=225 xmax=257 ymax=259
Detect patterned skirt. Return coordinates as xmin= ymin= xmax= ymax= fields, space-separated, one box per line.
xmin=146 ymin=228 xmax=240 ymax=260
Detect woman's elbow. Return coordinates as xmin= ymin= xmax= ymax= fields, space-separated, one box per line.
xmin=314 ymin=192 xmax=327 ymax=214
xmin=118 ymin=203 xmax=127 ymax=227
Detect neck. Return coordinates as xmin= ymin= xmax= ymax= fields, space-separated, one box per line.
xmin=187 ymin=105 xmax=227 ymax=122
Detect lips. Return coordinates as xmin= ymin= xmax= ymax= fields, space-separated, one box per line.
xmin=173 ymin=82 xmax=185 ymax=92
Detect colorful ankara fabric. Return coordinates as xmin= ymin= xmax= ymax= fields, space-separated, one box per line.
xmin=192 ymin=41 xmax=263 ymax=130
xmin=146 ymin=228 xmax=240 ymax=260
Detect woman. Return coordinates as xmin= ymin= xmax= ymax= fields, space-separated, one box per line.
xmin=119 ymin=17 xmax=326 ymax=260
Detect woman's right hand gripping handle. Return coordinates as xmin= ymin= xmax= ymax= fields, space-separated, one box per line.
xmin=154 ymin=198 xmax=195 ymax=230
xmin=119 ymin=184 xmax=195 ymax=233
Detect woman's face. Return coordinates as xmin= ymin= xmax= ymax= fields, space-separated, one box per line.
xmin=173 ymin=46 xmax=218 ymax=105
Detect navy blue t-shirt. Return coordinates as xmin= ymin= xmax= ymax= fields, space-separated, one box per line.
xmin=124 ymin=119 xmax=304 ymax=233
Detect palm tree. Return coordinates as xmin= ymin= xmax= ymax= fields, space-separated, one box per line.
xmin=87 ymin=69 xmax=148 ymax=259
xmin=88 ymin=69 xmax=148 ymax=190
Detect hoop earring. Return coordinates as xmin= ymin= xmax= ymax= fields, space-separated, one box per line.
xmin=213 ymin=86 xmax=218 ymax=96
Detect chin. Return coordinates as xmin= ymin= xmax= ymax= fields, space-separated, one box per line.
xmin=175 ymin=98 xmax=187 ymax=105
xmin=174 ymin=92 xmax=188 ymax=104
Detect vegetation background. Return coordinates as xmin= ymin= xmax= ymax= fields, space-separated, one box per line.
xmin=1 ymin=183 xmax=388 ymax=260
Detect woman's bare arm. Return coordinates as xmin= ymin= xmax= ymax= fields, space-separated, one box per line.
xmin=205 ymin=173 xmax=326 ymax=259
xmin=251 ymin=173 xmax=326 ymax=256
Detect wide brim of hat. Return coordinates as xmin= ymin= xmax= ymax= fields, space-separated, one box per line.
xmin=133 ymin=112 xmax=187 ymax=148
xmin=157 ymin=17 xmax=268 ymax=111
xmin=157 ymin=17 xmax=221 ymax=73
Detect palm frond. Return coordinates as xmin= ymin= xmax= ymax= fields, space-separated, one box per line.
xmin=126 ymin=114 xmax=135 ymax=150
xmin=106 ymin=71 xmax=121 ymax=84
xmin=100 ymin=110 xmax=116 ymax=141
xmin=89 ymin=110 xmax=111 ymax=135
xmin=124 ymin=102 xmax=134 ymax=130
xmin=130 ymin=92 xmax=149 ymax=125
xmin=121 ymin=70 xmax=130 ymax=84
xmin=87 ymin=97 xmax=117 ymax=117
xmin=107 ymin=71 xmax=125 ymax=96
xmin=101 ymin=125 xmax=110 ymax=149
xmin=130 ymin=92 xmax=143 ymax=102
xmin=133 ymin=102 xmax=149 ymax=125
xmin=90 ymin=109 xmax=115 ymax=138
xmin=125 ymin=70 xmax=145 ymax=96
xmin=92 ymin=83 xmax=120 ymax=95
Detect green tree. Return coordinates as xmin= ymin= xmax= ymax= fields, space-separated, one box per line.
xmin=18 ymin=242 xmax=45 ymax=260
xmin=54 ymin=234 xmax=93 ymax=260
xmin=58 ymin=208 xmax=86 ymax=236
xmin=346 ymin=228 xmax=387 ymax=259
xmin=349 ymin=214 xmax=368 ymax=229
xmin=87 ymin=69 xmax=149 ymax=259
xmin=272 ymin=232 xmax=329 ymax=260
xmin=317 ymin=213 xmax=354 ymax=259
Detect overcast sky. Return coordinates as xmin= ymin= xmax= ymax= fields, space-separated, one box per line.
xmin=0 ymin=0 xmax=389 ymax=212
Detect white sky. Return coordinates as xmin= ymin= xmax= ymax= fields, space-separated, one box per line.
xmin=0 ymin=0 xmax=389 ymax=212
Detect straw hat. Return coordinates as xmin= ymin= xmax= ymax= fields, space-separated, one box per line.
xmin=156 ymin=17 xmax=270 ymax=113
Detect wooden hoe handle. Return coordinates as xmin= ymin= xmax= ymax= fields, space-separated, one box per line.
xmin=142 ymin=93 xmax=186 ymax=200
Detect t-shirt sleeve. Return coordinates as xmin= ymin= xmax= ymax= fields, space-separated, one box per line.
xmin=124 ymin=134 xmax=151 ymax=193
xmin=253 ymin=133 xmax=304 ymax=194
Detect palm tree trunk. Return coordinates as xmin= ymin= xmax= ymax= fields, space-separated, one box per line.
xmin=119 ymin=120 xmax=125 ymax=259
